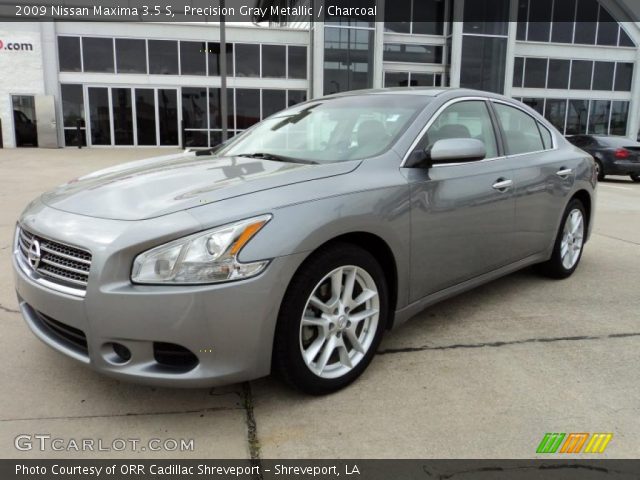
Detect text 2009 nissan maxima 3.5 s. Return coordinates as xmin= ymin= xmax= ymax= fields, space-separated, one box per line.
xmin=13 ymin=88 xmax=596 ymax=394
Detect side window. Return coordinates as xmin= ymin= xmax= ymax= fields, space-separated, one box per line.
xmin=418 ymin=100 xmax=498 ymax=159
xmin=493 ymin=103 xmax=544 ymax=155
xmin=538 ymin=123 xmax=553 ymax=149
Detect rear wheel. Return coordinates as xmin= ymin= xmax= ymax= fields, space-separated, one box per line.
xmin=273 ymin=243 xmax=388 ymax=394
xmin=595 ymin=160 xmax=605 ymax=181
xmin=630 ymin=173 xmax=640 ymax=183
xmin=537 ymin=199 xmax=586 ymax=279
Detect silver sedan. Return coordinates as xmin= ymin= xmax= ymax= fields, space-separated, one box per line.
xmin=13 ymin=88 xmax=596 ymax=394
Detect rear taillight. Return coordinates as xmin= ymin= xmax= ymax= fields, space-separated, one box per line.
xmin=614 ymin=148 xmax=630 ymax=159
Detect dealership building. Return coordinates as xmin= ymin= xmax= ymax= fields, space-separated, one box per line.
xmin=1 ymin=0 xmax=640 ymax=149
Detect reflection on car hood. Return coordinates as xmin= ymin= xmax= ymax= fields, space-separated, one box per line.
xmin=40 ymin=152 xmax=358 ymax=220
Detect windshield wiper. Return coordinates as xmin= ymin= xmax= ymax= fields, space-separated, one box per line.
xmin=237 ymin=152 xmax=318 ymax=165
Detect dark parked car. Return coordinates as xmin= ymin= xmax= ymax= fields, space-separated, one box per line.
xmin=567 ymin=135 xmax=640 ymax=182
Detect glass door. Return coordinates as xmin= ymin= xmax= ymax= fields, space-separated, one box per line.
xmin=158 ymin=89 xmax=179 ymax=146
xmin=134 ymin=88 xmax=157 ymax=146
xmin=87 ymin=87 xmax=112 ymax=145
xmin=12 ymin=95 xmax=38 ymax=147
xmin=112 ymin=88 xmax=134 ymax=145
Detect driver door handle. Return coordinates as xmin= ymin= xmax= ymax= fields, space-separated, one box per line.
xmin=556 ymin=168 xmax=573 ymax=177
xmin=492 ymin=178 xmax=513 ymax=191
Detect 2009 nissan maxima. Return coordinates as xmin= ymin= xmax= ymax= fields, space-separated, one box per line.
xmin=13 ymin=88 xmax=596 ymax=394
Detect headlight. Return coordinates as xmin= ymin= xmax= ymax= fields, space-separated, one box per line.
xmin=131 ymin=215 xmax=272 ymax=284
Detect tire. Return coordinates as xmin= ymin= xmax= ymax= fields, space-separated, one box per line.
xmin=273 ymin=243 xmax=388 ymax=395
xmin=537 ymin=199 xmax=586 ymax=279
xmin=595 ymin=160 xmax=605 ymax=181
xmin=630 ymin=173 xmax=640 ymax=183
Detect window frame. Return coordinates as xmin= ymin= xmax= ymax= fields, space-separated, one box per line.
xmin=402 ymin=97 xmax=503 ymax=167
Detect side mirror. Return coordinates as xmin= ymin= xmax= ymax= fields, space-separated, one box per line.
xmin=430 ymin=138 xmax=486 ymax=164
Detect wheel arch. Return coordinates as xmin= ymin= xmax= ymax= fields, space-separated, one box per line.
xmin=296 ymin=232 xmax=399 ymax=330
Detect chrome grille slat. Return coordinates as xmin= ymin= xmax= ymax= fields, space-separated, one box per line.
xmin=17 ymin=226 xmax=92 ymax=291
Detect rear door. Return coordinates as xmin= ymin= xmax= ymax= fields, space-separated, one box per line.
xmin=490 ymin=100 xmax=576 ymax=259
xmin=406 ymin=99 xmax=516 ymax=302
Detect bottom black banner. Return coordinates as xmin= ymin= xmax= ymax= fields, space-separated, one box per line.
xmin=4 ymin=460 xmax=640 ymax=479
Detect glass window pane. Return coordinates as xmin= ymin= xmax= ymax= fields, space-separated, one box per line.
xmin=538 ymin=123 xmax=553 ymax=149
xmin=158 ymin=89 xmax=178 ymax=145
xmin=570 ymin=60 xmax=593 ymax=89
xmin=619 ymin=27 xmax=635 ymax=47
xmin=513 ymin=57 xmax=524 ymax=88
xmin=596 ymin=8 xmax=619 ymax=46
xmin=64 ymin=129 xmax=86 ymax=147
xmin=115 ymin=39 xmax=146 ymax=74
xmin=565 ymin=99 xmax=589 ymax=135
xmin=551 ymin=0 xmax=576 ymax=43
xmin=494 ymin=103 xmax=544 ymax=155
xmin=262 ymin=45 xmax=286 ymax=78
xmin=574 ymin=0 xmax=598 ymax=44
xmin=184 ymin=130 xmax=208 ymax=148
xmin=287 ymin=90 xmax=307 ymax=107
xmin=384 ymin=0 xmax=410 ymax=33
xmin=411 ymin=73 xmax=435 ymax=87
xmin=58 ymin=37 xmax=81 ymax=72
xmin=180 ymin=41 xmax=206 ymax=76
xmin=527 ymin=0 xmax=553 ymax=41
xmin=235 ymin=89 xmax=260 ymax=129
xmin=60 ymin=84 xmax=84 ymax=128
xmin=524 ymin=58 xmax=547 ymax=88
xmin=610 ymin=101 xmax=629 ymax=135
xmin=587 ymin=100 xmax=610 ymax=134
xmin=207 ymin=42 xmax=234 ymax=76
xmin=516 ymin=0 xmax=528 ymax=41
xmin=522 ymin=98 xmax=544 ymax=115
xmin=412 ymin=0 xmax=445 ymax=35
xmin=182 ymin=87 xmax=208 ymax=129
xmin=148 ymin=40 xmax=178 ymax=75
xmin=324 ymin=27 xmax=374 ymax=94
xmin=209 ymin=88 xmax=235 ymax=129
xmin=592 ymin=62 xmax=614 ymax=90
xmin=383 ymin=43 xmax=443 ymax=63
xmin=463 ymin=0 xmax=509 ymax=36
xmin=614 ymin=63 xmax=633 ymax=91
xmin=82 ymin=37 xmax=114 ymax=73
xmin=544 ymin=99 xmax=567 ymax=133
xmin=135 ymin=89 xmax=156 ymax=146
xmin=547 ymin=59 xmax=570 ymax=89
xmin=385 ymin=71 xmax=409 ymax=87
xmin=288 ymin=46 xmax=307 ymax=79
xmin=262 ymin=90 xmax=286 ymax=118
xmin=424 ymin=101 xmax=498 ymax=158
xmin=460 ymin=36 xmax=507 ymax=94
xmin=88 ymin=87 xmax=111 ymax=145
xmin=235 ymin=43 xmax=260 ymax=77
xmin=112 ymin=88 xmax=133 ymax=145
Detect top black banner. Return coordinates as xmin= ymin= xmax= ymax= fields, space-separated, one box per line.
xmin=0 ymin=0 xmax=635 ymax=23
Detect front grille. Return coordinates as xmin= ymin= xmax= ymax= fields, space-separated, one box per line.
xmin=17 ymin=227 xmax=92 ymax=290
xmin=35 ymin=310 xmax=88 ymax=354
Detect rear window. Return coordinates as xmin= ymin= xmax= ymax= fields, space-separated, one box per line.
xmin=493 ymin=103 xmax=544 ymax=155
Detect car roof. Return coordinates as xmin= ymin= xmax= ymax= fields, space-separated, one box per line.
xmin=322 ymin=87 xmax=495 ymax=99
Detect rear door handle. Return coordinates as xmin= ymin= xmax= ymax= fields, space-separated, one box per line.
xmin=556 ymin=168 xmax=573 ymax=177
xmin=492 ymin=178 xmax=513 ymax=191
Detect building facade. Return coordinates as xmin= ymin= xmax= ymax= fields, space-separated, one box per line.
xmin=1 ymin=0 xmax=639 ymax=149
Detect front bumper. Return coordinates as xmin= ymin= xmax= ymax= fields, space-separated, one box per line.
xmin=12 ymin=203 xmax=306 ymax=387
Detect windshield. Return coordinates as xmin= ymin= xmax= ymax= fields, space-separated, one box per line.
xmin=216 ymin=94 xmax=431 ymax=163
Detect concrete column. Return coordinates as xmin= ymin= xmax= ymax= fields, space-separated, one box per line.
xmin=312 ymin=22 xmax=325 ymax=98
xmin=503 ymin=0 xmax=520 ymax=97
xmin=40 ymin=22 xmax=63 ymax=147
xmin=626 ymin=47 xmax=640 ymax=138
xmin=449 ymin=0 xmax=464 ymax=87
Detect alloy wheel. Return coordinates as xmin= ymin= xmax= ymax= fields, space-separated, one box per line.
xmin=560 ymin=209 xmax=584 ymax=270
xmin=299 ymin=265 xmax=380 ymax=379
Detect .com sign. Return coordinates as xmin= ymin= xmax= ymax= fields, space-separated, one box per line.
xmin=0 ymin=39 xmax=35 ymax=51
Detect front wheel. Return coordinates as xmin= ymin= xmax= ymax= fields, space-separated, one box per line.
xmin=537 ymin=199 xmax=586 ymax=279
xmin=273 ymin=243 xmax=388 ymax=394
xmin=630 ymin=173 xmax=640 ymax=183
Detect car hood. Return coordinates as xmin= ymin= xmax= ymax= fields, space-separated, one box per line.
xmin=40 ymin=152 xmax=359 ymax=220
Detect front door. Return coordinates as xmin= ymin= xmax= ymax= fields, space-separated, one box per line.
xmin=407 ymin=99 xmax=516 ymax=302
